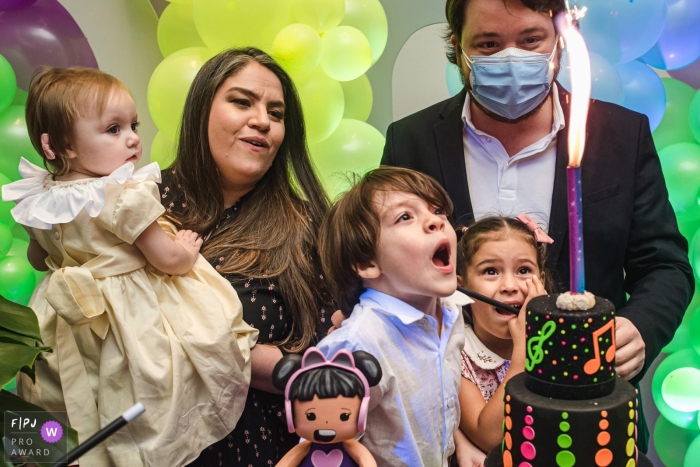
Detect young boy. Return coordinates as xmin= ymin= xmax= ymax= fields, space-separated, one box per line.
xmin=316 ymin=167 xmax=471 ymax=466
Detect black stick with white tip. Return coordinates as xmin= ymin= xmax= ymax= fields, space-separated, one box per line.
xmin=52 ymin=402 xmax=145 ymax=466
xmin=457 ymin=286 xmax=520 ymax=315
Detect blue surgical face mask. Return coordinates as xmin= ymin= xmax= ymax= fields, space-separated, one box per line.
xmin=462 ymin=43 xmax=558 ymax=120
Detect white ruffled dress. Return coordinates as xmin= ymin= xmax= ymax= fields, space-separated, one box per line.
xmin=2 ymin=159 xmax=258 ymax=467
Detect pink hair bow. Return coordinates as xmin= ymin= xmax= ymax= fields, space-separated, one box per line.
xmin=516 ymin=213 xmax=554 ymax=244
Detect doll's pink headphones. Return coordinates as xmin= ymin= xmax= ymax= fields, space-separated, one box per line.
xmin=284 ymin=348 xmax=371 ymax=433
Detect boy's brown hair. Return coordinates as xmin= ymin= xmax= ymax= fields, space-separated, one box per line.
xmin=319 ymin=167 xmax=453 ymax=315
xmin=25 ymin=67 xmax=130 ymax=176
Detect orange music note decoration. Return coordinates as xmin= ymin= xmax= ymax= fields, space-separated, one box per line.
xmin=583 ymin=320 xmax=616 ymax=375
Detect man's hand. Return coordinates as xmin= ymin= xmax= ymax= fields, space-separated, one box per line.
xmin=615 ymin=316 xmax=645 ymax=380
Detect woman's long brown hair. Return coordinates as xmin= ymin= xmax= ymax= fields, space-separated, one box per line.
xmin=168 ymin=48 xmax=329 ymax=352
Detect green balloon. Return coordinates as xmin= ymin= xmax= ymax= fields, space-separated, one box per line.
xmin=653 ymin=78 xmax=697 ymax=151
xmin=291 ymin=0 xmax=345 ymax=34
xmin=340 ymin=0 xmax=388 ymax=65
xmin=310 ymin=118 xmax=384 ymax=199
xmin=150 ymin=131 xmax=177 ymax=170
xmin=272 ymin=23 xmax=322 ymax=77
xmin=6 ymin=237 xmax=28 ymax=257
xmin=147 ymin=47 xmax=213 ymax=142
xmin=157 ymin=3 xmax=206 ymax=58
xmin=690 ymin=308 xmax=700 ymax=358
xmin=658 ymin=142 xmax=700 ymax=222
xmin=663 ymin=368 xmax=700 ymax=412
xmin=0 ymin=255 xmax=36 ymax=299
xmin=665 ymin=319 xmax=692 ymax=354
xmin=11 ymin=88 xmax=27 ymax=106
xmin=0 ymin=172 xmax=15 ymax=229
xmin=0 ymin=221 xmax=11 ymax=260
xmin=685 ymin=435 xmax=700 ymax=467
xmin=0 ymin=105 xmax=43 ymax=181
xmin=10 ymin=223 xmax=27 ymax=241
xmin=0 ymin=54 xmax=17 ymax=114
xmin=167 ymin=0 xmax=193 ymax=4
xmin=654 ymin=414 xmax=698 ymax=467
xmin=320 ymin=26 xmax=372 ymax=82
xmin=690 ymin=89 xmax=700 ymax=145
xmin=340 ymin=74 xmax=373 ymax=122
xmin=193 ymin=0 xmax=293 ymax=53
xmin=653 ymin=349 xmax=700 ymax=429
xmin=297 ymin=67 xmax=344 ymax=144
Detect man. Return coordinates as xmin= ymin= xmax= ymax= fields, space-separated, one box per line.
xmin=381 ymin=0 xmax=694 ymax=453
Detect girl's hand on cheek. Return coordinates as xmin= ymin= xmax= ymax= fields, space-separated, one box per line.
xmin=507 ymin=299 xmax=527 ymax=362
xmin=522 ymin=275 xmax=546 ymax=311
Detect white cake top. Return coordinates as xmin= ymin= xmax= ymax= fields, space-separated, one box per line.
xmin=556 ymin=291 xmax=596 ymax=310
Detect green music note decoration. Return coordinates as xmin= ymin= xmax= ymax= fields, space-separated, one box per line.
xmin=526 ymin=321 xmax=557 ymax=371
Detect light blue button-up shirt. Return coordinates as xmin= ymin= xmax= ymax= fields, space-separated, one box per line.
xmin=316 ymin=288 xmax=469 ymax=467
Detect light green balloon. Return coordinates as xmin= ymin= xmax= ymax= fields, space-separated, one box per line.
xmin=0 ymin=105 xmax=43 ymax=181
xmin=663 ymin=368 xmax=700 ymax=412
xmin=653 ymin=349 xmax=700 ymax=429
xmin=292 ymin=0 xmax=344 ymax=34
xmin=320 ymin=26 xmax=372 ymax=82
xmin=690 ymin=89 xmax=700 ymax=145
xmin=0 ymin=172 xmax=15 ymax=229
xmin=297 ymin=67 xmax=344 ymax=144
xmin=653 ymin=78 xmax=697 ymax=151
xmin=0 ymin=221 xmax=11 ymax=260
xmin=0 ymin=255 xmax=36 ymax=299
xmin=150 ymin=131 xmax=177 ymax=170
xmin=690 ymin=230 xmax=700 ymax=285
xmin=193 ymin=0 xmax=293 ymax=53
xmin=0 ymin=54 xmax=17 ymax=114
xmin=147 ymin=47 xmax=212 ymax=142
xmin=157 ymin=3 xmax=206 ymax=58
xmin=309 ymin=118 xmax=384 ymax=199
xmin=658 ymin=142 xmax=700 ymax=222
xmin=167 ymin=0 xmax=193 ymax=4
xmin=654 ymin=414 xmax=698 ymax=467
xmin=340 ymin=74 xmax=373 ymax=122
xmin=272 ymin=23 xmax=322 ymax=77
xmin=340 ymin=0 xmax=388 ymax=65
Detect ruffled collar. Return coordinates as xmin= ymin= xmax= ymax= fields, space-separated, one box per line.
xmin=463 ymin=324 xmax=508 ymax=369
xmin=1 ymin=158 xmax=161 ymax=230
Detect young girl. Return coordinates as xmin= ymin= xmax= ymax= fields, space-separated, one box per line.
xmin=1 ymin=67 xmax=258 ymax=467
xmin=454 ymin=215 xmax=555 ymax=466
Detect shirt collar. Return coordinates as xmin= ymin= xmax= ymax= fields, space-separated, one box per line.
xmin=463 ymin=324 xmax=507 ymax=369
xmin=359 ymin=288 xmax=472 ymax=326
xmin=461 ymin=83 xmax=566 ymax=137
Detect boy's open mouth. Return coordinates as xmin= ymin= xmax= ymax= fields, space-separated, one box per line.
xmin=432 ymin=242 xmax=450 ymax=267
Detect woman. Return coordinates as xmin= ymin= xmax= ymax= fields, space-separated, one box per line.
xmin=159 ymin=47 xmax=333 ymax=466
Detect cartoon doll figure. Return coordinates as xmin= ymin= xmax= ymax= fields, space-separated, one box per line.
xmin=272 ymin=347 xmax=382 ymax=467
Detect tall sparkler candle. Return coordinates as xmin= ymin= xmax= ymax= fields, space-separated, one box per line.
xmin=556 ymin=11 xmax=591 ymax=294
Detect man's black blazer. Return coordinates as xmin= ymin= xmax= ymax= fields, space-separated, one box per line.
xmin=381 ymin=85 xmax=694 ymax=383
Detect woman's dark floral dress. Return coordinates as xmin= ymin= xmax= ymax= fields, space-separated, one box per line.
xmin=159 ymin=170 xmax=333 ymax=466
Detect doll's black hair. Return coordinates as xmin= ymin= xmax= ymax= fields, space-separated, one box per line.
xmin=272 ymin=350 xmax=382 ymax=402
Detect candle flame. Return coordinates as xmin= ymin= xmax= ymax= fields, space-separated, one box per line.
xmin=555 ymin=8 xmax=591 ymax=168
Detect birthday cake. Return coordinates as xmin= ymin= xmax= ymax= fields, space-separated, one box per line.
xmin=497 ymin=294 xmax=639 ymax=467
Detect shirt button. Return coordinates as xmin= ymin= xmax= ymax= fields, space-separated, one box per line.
xmin=487 ymin=137 xmax=492 ymax=142
xmin=54 ymin=232 xmax=60 ymax=240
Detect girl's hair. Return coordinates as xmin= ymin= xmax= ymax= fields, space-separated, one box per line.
xmin=25 ymin=67 xmax=130 ymax=177
xmin=456 ymin=216 xmax=558 ymax=326
xmin=167 ymin=47 xmax=329 ymax=353
xmin=319 ymin=167 xmax=453 ymax=315
xmin=289 ymin=367 xmax=365 ymax=401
